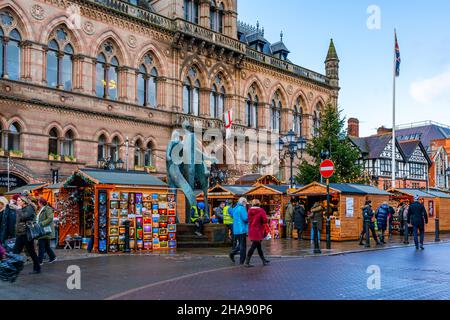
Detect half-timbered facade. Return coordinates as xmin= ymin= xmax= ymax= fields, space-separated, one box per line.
xmin=350 ymin=134 xmax=432 ymax=190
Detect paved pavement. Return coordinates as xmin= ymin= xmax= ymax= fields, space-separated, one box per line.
xmin=2 ymin=240 xmax=450 ymax=300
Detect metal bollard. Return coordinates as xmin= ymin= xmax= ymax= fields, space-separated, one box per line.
xmin=124 ymin=220 xmax=131 ymax=253
xmin=435 ymin=218 xmax=441 ymax=242
xmin=313 ymin=221 xmax=321 ymax=254
xmin=365 ymin=219 xmax=371 ymax=248
xmin=326 ymin=217 xmax=331 ymax=250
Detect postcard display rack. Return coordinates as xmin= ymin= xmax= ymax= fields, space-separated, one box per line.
xmin=107 ymin=191 xmax=177 ymax=252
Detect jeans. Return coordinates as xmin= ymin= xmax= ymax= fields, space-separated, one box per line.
xmin=413 ymin=225 xmax=425 ymax=247
xmin=194 ymin=219 xmax=205 ymax=235
xmin=297 ymin=228 xmax=304 ymax=240
xmin=360 ymin=222 xmax=379 ymax=244
xmin=13 ymin=235 xmax=41 ymax=272
xmin=246 ymin=240 xmax=265 ymax=263
xmin=311 ymin=228 xmax=321 ymax=242
xmin=230 ymin=234 xmax=247 ymax=264
xmin=38 ymin=239 xmax=56 ymax=263
xmin=286 ymin=222 xmax=293 ymax=239
xmin=404 ymin=222 xmax=410 ymax=243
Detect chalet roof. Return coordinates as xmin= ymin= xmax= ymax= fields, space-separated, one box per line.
xmin=396 ymin=189 xmax=434 ymax=198
xmin=66 ymin=169 xmax=167 ymax=187
xmin=235 ymin=173 xmax=262 ymax=185
xmin=5 ymin=183 xmax=47 ymax=195
xmin=292 ymin=182 xmax=389 ymax=196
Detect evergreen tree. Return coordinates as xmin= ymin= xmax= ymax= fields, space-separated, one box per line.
xmin=296 ymin=104 xmax=365 ymax=185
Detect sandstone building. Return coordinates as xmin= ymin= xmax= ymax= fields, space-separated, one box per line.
xmin=0 ymin=0 xmax=339 ymax=193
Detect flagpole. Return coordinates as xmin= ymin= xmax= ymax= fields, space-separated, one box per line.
xmin=392 ymin=29 xmax=397 ymax=189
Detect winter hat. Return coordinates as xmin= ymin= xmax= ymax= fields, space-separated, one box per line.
xmin=12 ymin=194 xmax=20 ymax=201
xmin=414 ymin=195 xmax=420 ymax=202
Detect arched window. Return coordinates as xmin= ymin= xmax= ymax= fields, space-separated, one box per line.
xmin=246 ymin=85 xmax=259 ymax=128
xmin=110 ymin=136 xmax=120 ymax=162
xmin=184 ymin=0 xmax=199 ymax=24
xmin=210 ymin=74 xmax=225 ymax=118
xmin=97 ymin=134 xmax=107 ymax=161
xmin=271 ymin=91 xmax=282 ymax=132
xmin=183 ymin=66 xmax=201 ymax=116
xmin=145 ymin=142 xmax=154 ymax=167
xmin=210 ymin=1 xmax=224 ymax=33
xmin=62 ymin=130 xmax=74 ymax=157
xmin=134 ymin=139 xmax=145 ymax=167
xmin=1 ymin=25 xmax=22 ymax=80
xmin=293 ymin=97 xmax=303 ymax=136
xmin=313 ymin=105 xmax=321 ymax=137
xmin=96 ymin=41 xmax=119 ymax=100
xmin=7 ymin=122 xmax=20 ymax=151
xmin=137 ymin=54 xmax=158 ymax=107
xmin=0 ymin=28 xmax=3 ymax=77
xmin=48 ymin=128 xmax=59 ymax=155
xmin=46 ymin=28 xmax=74 ymax=90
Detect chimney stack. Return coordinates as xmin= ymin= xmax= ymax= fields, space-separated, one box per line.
xmin=348 ymin=118 xmax=360 ymax=137
xmin=377 ymin=126 xmax=393 ymax=135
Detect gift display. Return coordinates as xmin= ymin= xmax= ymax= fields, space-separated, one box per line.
xmin=106 ymin=190 xmax=177 ymax=252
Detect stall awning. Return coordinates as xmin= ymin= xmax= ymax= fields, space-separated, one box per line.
xmin=391 ymin=189 xmax=435 ymax=198
xmin=65 ymin=169 xmax=167 ymax=187
xmin=245 ymin=184 xmax=291 ymax=196
xmin=5 ymin=183 xmax=48 ymax=195
xmin=207 ymin=184 xmax=253 ymax=198
xmin=291 ymin=182 xmax=388 ymax=197
xmin=426 ymin=190 xmax=450 ymax=199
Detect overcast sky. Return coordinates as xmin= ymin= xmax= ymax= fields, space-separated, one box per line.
xmin=238 ymin=0 xmax=450 ymax=136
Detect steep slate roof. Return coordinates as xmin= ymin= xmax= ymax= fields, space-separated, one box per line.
xmin=5 ymin=183 xmax=47 ymax=195
xmin=396 ymin=123 xmax=450 ymax=151
xmin=350 ymin=134 xmax=404 ymax=159
xmin=326 ymin=39 xmax=339 ymax=61
xmin=77 ymin=169 xmax=167 ymax=187
xmin=271 ymin=41 xmax=290 ymax=54
xmin=399 ymin=140 xmax=420 ymax=160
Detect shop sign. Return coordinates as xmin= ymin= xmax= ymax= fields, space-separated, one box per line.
xmin=346 ymin=197 xmax=354 ymax=217
xmin=429 ymin=201 xmax=434 ymax=217
xmin=0 ymin=173 xmax=27 ymax=189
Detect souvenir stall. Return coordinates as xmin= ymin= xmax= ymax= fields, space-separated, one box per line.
xmin=197 ymin=184 xmax=253 ymax=214
xmin=244 ymin=184 xmax=291 ymax=239
xmin=62 ymin=169 xmax=184 ymax=253
xmin=290 ymin=182 xmax=391 ymax=241
xmin=388 ymin=188 xmax=447 ymax=234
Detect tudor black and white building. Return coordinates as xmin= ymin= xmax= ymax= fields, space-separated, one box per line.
xmin=350 ymin=133 xmax=432 ymax=190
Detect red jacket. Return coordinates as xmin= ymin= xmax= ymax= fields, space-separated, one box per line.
xmin=248 ymin=207 xmax=269 ymax=241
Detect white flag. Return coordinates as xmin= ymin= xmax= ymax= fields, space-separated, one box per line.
xmin=224 ymin=110 xmax=233 ymax=140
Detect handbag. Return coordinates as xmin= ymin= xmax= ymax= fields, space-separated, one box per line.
xmin=263 ymin=223 xmax=271 ymax=240
xmin=26 ymin=221 xmax=44 ymax=241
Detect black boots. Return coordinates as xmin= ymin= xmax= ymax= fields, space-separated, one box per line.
xmin=244 ymin=257 xmax=254 ymax=268
xmin=262 ymin=259 xmax=270 ymax=266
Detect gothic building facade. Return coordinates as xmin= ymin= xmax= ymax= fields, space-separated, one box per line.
xmin=0 ymin=0 xmax=339 ymax=191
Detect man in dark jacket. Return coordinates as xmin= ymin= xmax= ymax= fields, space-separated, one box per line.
xmin=293 ymin=200 xmax=306 ymax=241
xmin=0 ymin=198 xmax=17 ymax=246
xmin=360 ymin=200 xmax=381 ymax=246
xmin=375 ymin=203 xmax=390 ymax=244
xmin=408 ymin=195 xmax=428 ymax=250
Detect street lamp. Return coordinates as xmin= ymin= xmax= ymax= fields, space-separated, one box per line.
xmin=278 ymin=130 xmax=306 ymax=188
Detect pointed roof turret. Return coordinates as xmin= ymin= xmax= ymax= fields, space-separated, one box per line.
xmin=326 ymin=38 xmax=339 ymax=61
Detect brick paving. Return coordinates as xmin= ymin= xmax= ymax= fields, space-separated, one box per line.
xmin=1 ymin=240 xmax=450 ymax=300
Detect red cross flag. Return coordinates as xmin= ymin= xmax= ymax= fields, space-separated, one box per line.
xmin=224 ymin=110 xmax=233 ymax=140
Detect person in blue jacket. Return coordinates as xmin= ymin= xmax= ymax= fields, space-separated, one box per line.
xmin=375 ymin=202 xmax=390 ymax=244
xmin=228 ymin=197 xmax=249 ymax=265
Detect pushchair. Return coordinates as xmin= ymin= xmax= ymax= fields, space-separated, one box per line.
xmin=0 ymin=253 xmax=26 ymax=283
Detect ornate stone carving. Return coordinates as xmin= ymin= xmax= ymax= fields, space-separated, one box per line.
xmin=241 ymin=71 xmax=247 ymax=80
xmin=31 ymin=4 xmax=45 ymax=20
xmin=287 ymin=85 xmax=293 ymax=95
xmin=264 ymin=78 xmax=271 ymax=88
xmin=127 ymin=35 xmax=137 ymax=48
xmin=82 ymin=21 xmax=95 ymax=35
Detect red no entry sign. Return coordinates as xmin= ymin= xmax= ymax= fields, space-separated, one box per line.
xmin=320 ymin=159 xmax=335 ymax=179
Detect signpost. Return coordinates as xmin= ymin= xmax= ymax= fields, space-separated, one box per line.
xmin=320 ymin=160 xmax=335 ymax=250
